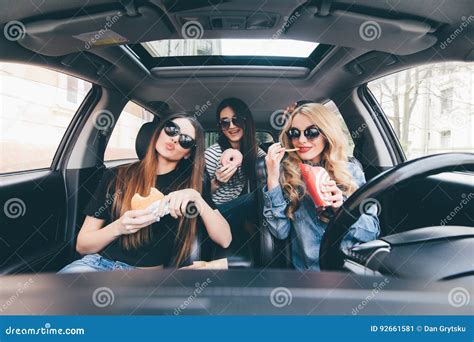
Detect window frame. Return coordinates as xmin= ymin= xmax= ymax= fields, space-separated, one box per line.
xmin=130 ymin=43 xmax=334 ymax=71
xmin=359 ymin=85 xmax=406 ymax=165
xmin=53 ymin=85 xmax=101 ymax=172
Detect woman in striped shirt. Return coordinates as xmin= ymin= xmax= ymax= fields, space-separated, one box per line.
xmin=205 ymin=98 xmax=266 ymax=241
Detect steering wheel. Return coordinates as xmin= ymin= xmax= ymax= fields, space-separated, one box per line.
xmin=319 ymin=153 xmax=474 ymax=271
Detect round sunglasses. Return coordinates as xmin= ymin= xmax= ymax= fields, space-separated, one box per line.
xmin=218 ymin=116 xmax=246 ymax=131
xmin=163 ymin=121 xmax=196 ymax=149
xmin=286 ymin=126 xmax=322 ymax=140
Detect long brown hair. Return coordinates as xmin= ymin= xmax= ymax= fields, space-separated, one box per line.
xmin=279 ymin=103 xmax=358 ymax=220
xmin=108 ymin=113 xmax=205 ymax=266
xmin=216 ymin=97 xmax=259 ymax=190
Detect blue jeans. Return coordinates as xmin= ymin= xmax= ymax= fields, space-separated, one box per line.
xmin=217 ymin=191 xmax=258 ymax=227
xmin=58 ymin=254 xmax=135 ymax=273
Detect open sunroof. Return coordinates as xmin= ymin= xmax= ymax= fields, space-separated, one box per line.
xmin=130 ymin=39 xmax=332 ymax=70
xmin=142 ymin=39 xmax=318 ymax=58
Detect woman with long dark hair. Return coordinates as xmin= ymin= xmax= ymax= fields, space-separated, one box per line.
xmin=204 ymin=98 xmax=266 ymax=244
xmin=59 ymin=113 xmax=231 ymax=272
xmin=205 ymin=97 xmax=265 ymax=204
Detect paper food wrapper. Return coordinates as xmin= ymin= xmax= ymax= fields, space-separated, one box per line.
xmin=299 ymin=162 xmax=331 ymax=207
xmin=180 ymin=258 xmax=228 ymax=270
xmin=147 ymin=199 xmax=170 ymax=217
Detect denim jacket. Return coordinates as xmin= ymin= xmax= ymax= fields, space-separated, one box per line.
xmin=262 ymin=160 xmax=380 ymax=270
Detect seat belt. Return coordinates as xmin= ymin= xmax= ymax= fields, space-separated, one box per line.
xmin=95 ymin=129 xmax=109 ymax=170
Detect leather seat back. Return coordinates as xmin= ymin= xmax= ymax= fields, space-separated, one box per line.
xmin=255 ymin=157 xmax=290 ymax=268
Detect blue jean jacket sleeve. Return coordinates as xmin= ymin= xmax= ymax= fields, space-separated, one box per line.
xmin=347 ymin=158 xmax=367 ymax=187
xmin=341 ymin=160 xmax=380 ymax=251
xmin=262 ymin=185 xmax=291 ymax=240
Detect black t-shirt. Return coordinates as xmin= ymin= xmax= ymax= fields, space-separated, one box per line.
xmin=83 ymin=167 xmax=216 ymax=267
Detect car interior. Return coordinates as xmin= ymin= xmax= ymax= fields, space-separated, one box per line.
xmin=0 ymin=0 xmax=473 ymax=290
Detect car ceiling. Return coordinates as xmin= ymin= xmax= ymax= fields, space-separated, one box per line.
xmin=0 ymin=0 xmax=473 ymax=126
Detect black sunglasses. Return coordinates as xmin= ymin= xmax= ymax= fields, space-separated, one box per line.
xmin=286 ymin=126 xmax=322 ymax=140
xmin=163 ymin=121 xmax=196 ymax=149
xmin=218 ymin=117 xmax=246 ymax=131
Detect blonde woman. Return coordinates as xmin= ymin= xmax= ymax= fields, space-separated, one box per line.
xmin=263 ymin=103 xmax=379 ymax=270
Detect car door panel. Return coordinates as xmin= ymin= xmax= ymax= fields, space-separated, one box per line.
xmin=0 ymin=170 xmax=68 ymax=274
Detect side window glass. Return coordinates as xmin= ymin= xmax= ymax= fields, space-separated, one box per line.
xmin=324 ymin=100 xmax=354 ymax=156
xmin=0 ymin=62 xmax=91 ymax=174
xmin=368 ymin=62 xmax=473 ymax=160
xmin=104 ymin=102 xmax=154 ymax=161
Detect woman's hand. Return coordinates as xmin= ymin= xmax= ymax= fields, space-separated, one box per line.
xmin=160 ymin=189 xmax=202 ymax=219
xmin=285 ymin=102 xmax=297 ymax=115
xmin=215 ymin=163 xmax=238 ymax=184
xmin=322 ymin=180 xmax=344 ymax=209
xmin=265 ymin=143 xmax=285 ymax=189
xmin=117 ymin=208 xmax=157 ymax=235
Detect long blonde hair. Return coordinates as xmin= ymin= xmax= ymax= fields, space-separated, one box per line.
xmin=279 ymin=103 xmax=358 ymax=220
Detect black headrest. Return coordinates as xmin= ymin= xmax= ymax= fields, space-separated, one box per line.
xmin=259 ymin=142 xmax=274 ymax=153
xmin=135 ymin=122 xmax=158 ymax=160
xmin=255 ymin=156 xmax=267 ymax=183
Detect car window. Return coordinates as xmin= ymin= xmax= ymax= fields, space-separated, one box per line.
xmin=0 ymin=62 xmax=91 ymax=174
xmin=104 ymin=102 xmax=154 ymax=161
xmin=205 ymin=131 xmax=274 ymax=149
xmin=324 ymin=100 xmax=354 ymax=157
xmin=368 ymin=62 xmax=473 ymax=160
